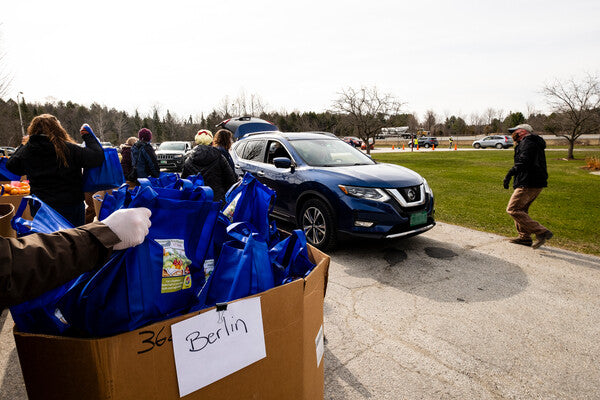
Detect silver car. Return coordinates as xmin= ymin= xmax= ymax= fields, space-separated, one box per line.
xmin=472 ymin=135 xmax=514 ymax=149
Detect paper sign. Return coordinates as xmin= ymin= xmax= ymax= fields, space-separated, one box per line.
xmin=315 ymin=324 xmax=324 ymax=367
xmin=171 ymin=297 xmax=266 ymax=397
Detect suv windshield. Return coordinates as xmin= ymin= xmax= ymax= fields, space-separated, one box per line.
xmin=158 ymin=142 xmax=187 ymax=151
xmin=290 ymin=139 xmax=375 ymax=167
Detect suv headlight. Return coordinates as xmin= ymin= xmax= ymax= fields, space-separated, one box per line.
xmin=422 ymin=178 xmax=433 ymax=195
xmin=338 ymin=185 xmax=390 ymax=202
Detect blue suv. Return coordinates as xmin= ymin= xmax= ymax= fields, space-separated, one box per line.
xmin=231 ymin=132 xmax=435 ymax=250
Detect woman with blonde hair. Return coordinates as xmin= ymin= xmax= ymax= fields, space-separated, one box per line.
xmin=120 ymin=136 xmax=138 ymax=182
xmin=7 ymin=114 xmax=104 ymax=226
xmin=182 ymin=129 xmax=237 ymax=202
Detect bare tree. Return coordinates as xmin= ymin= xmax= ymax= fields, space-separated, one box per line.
xmin=0 ymin=29 xmax=11 ymax=99
xmin=423 ymin=110 xmax=437 ymax=132
xmin=89 ymin=103 xmax=111 ymax=141
xmin=332 ymin=86 xmax=403 ymax=154
xmin=544 ymin=74 xmax=600 ymax=159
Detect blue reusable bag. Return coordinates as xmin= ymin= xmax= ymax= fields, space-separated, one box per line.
xmin=9 ymin=196 xmax=88 ymax=335
xmin=0 ymin=158 xmax=21 ymax=181
xmin=10 ymin=195 xmax=73 ymax=237
xmin=59 ymin=185 xmax=221 ymax=336
xmin=270 ymin=229 xmax=316 ymax=285
xmin=222 ymin=173 xmax=277 ymax=244
xmin=81 ymin=127 xmax=125 ymax=192
xmin=195 ymin=222 xmax=275 ymax=309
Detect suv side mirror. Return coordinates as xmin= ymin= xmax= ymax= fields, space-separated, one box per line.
xmin=273 ymin=157 xmax=292 ymax=169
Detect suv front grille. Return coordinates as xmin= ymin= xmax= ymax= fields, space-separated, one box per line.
xmin=397 ymin=185 xmax=422 ymax=203
xmin=387 ymin=184 xmax=426 ymax=208
xmin=157 ymin=154 xmax=175 ymax=161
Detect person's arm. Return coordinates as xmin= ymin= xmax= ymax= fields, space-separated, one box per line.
xmin=70 ymin=124 xmax=105 ymax=168
xmin=145 ymin=145 xmax=160 ymax=178
xmin=0 ymin=208 xmax=151 ymax=309
xmin=220 ymin=154 xmax=238 ymax=188
xmin=0 ymin=222 xmax=118 ymax=308
xmin=5 ymin=141 xmax=27 ymax=176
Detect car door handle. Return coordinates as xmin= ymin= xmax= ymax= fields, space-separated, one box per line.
xmin=257 ymin=171 xmax=265 ymax=177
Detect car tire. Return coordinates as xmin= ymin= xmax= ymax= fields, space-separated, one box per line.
xmin=300 ymin=199 xmax=336 ymax=251
xmin=473 ymin=143 xmax=481 ymax=149
xmin=495 ymin=143 xmax=503 ymax=149
xmin=424 ymin=143 xmax=430 ymax=148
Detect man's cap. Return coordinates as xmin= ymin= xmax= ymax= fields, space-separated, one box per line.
xmin=508 ymin=123 xmax=533 ymax=133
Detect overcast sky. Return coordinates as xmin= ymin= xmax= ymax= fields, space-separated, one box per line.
xmin=2 ymin=0 xmax=599 ymax=122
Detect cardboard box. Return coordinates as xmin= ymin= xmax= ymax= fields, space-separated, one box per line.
xmin=14 ymin=246 xmax=329 ymax=400
xmin=0 ymin=194 xmax=31 ymax=236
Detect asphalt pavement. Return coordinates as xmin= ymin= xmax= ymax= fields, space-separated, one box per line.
xmin=2 ymin=222 xmax=600 ymax=399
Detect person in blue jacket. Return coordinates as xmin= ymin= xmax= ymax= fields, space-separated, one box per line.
xmin=131 ymin=128 xmax=160 ymax=179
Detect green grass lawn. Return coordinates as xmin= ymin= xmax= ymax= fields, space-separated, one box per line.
xmin=373 ymin=149 xmax=600 ymax=255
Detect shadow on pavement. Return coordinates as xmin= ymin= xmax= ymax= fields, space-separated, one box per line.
xmin=331 ymin=235 xmax=529 ymax=303
xmin=324 ymin=346 xmax=372 ymax=398
xmin=539 ymin=247 xmax=600 ymax=271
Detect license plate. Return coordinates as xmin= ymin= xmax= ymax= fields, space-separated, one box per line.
xmin=409 ymin=211 xmax=427 ymax=227
xmin=160 ymin=160 xmax=167 ymax=164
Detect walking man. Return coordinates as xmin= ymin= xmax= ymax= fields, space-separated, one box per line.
xmin=503 ymin=124 xmax=553 ymax=249
xmin=448 ymin=136 xmax=454 ymax=149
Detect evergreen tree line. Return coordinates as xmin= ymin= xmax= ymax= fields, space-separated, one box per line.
xmin=0 ymin=97 xmax=554 ymax=148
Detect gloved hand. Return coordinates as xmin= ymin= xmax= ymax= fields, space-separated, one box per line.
xmin=80 ymin=123 xmax=94 ymax=136
xmin=503 ymin=176 xmax=511 ymax=189
xmin=101 ymin=208 xmax=152 ymax=250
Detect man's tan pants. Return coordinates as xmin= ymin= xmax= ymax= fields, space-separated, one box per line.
xmin=506 ymin=187 xmax=548 ymax=239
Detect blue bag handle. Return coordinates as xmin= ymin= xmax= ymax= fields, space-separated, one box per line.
xmin=11 ymin=195 xmax=73 ymax=236
xmin=226 ymin=221 xmax=258 ymax=244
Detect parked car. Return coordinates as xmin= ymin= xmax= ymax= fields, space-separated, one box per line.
xmin=231 ymin=132 xmax=435 ymax=250
xmin=155 ymin=141 xmax=192 ymax=171
xmin=472 ymin=135 xmax=514 ymax=149
xmin=0 ymin=146 xmax=16 ymax=156
xmin=216 ymin=116 xmax=279 ymax=140
xmin=408 ymin=137 xmax=439 ymax=148
xmin=342 ymin=136 xmax=362 ymax=148
xmin=361 ymin=139 xmax=375 ymax=150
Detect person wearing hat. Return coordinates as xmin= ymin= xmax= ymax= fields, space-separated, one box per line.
xmin=182 ymin=129 xmax=238 ymax=202
xmin=131 ymin=128 xmax=159 ymax=179
xmin=503 ymin=123 xmax=552 ymax=249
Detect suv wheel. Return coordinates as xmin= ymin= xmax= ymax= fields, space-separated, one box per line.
xmin=424 ymin=143 xmax=430 ymax=148
xmin=300 ymin=199 xmax=336 ymax=251
xmin=473 ymin=143 xmax=481 ymax=149
xmin=495 ymin=143 xmax=503 ymax=149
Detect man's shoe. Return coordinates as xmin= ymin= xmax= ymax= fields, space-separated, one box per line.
xmin=509 ymin=237 xmax=533 ymax=247
xmin=532 ymin=230 xmax=553 ymax=249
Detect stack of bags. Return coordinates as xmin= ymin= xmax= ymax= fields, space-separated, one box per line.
xmin=10 ymin=172 xmax=316 ymax=338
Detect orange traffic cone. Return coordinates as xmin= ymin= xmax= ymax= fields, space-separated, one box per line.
xmin=417 ymin=144 xmax=420 ymax=150
xmin=402 ymin=143 xmax=405 ymax=150
xmin=454 ymin=143 xmax=457 ymax=151
xmin=392 ymin=145 xmax=395 ymax=150
xmin=432 ymin=144 xmax=435 ymax=150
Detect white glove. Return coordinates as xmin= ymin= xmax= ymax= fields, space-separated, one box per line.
xmin=101 ymin=208 xmax=152 ymax=250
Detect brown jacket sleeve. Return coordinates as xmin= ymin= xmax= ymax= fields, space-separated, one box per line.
xmin=0 ymin=222 xmax=120 ymax=309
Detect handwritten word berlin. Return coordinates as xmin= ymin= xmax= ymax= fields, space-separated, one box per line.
xmin=185 ymin=313 xmax=248 ymax=352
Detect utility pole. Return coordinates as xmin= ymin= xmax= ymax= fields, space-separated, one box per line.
xmin=17 ymin=92 xmax=25 ymax=137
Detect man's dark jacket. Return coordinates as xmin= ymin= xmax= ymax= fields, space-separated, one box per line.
xmin=131 ymin=141 xmax=159 ymax=178
xmin=181 ymin=145 xmax=237 ymax=202
xmin=506 ymin=134 xmax=548 ymax=188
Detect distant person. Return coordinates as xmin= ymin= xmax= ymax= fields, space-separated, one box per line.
xmin=120 ymin=136 xmax=138 ymax=182
xmin=182 ymin=130 xmax=238 ymax=203
xmin=131 ymin=128 xmax=159 ymax=179
xmin=213 ymin=129 xmax=235 ymax=171
xmin=448 ymin=136 xmax=454 ymax=149
xmin=0 ymin=207 xmax=151 ymax=309
xmin=503 ymin=124 xmax=552 ymax=249
xmin=6 ymin=114 xmax=104 ymax=226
